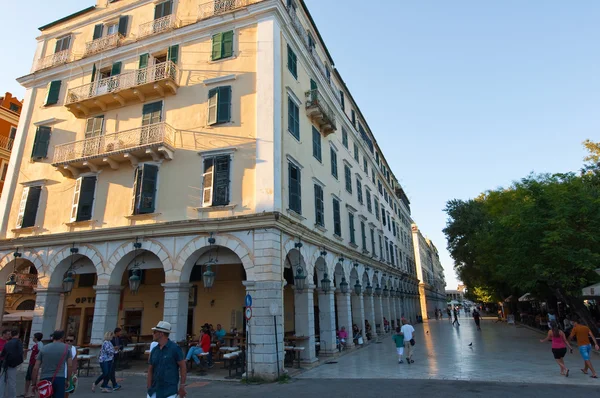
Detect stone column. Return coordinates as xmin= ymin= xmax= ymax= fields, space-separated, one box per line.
xmin=363 ymin=293 xmax=377 ymax=338
xmin=419 ymin=283 xmax=428 ymax=322
xmin=395 ymin=297 xmax=402 ymax=325
xmin=351 ymin=293 xmax=366 ymax=342
xmin=161 ymin=283 xmax=190 ymax=342
xmin=374 ymin=295 xmax=384 ymax=335
xmin=335 ymin=291 xmax=354 ymax=348
xmin=294 ymin=285 xmax=317 ymax=364
xmin=31 ymin=288 xmax=62 ymax=345
xmin=91 ymin=285 xmax=122 ymax=345
xmin=244 ymin=280 xmax=284 ymax=381
xmin=317 ymin=290 xmax=337 ymax=356
xmin=390 ymin=296 xmax=397 ymax=327
xmin=0 ymin=291 xmax=6 ymax=324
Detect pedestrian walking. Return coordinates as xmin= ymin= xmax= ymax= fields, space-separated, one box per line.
xmin=31 ymin=330 xmax=73 ymax=398
xmin=446 ymin=308 xmax=452 ymax=322
xmin=472 ymin=309 xmax=481 ymax=331
xmin=569 ymin=318 xmax=599 ymax=378
xmin=24 ymin=332 xmax=43 ymax=398
xmin=64 ymin=334 xmax=79 ymax=395
xmin=540 ymin=321 xmax=572 ymax=377
xmin=400 ymin=319 xmax=415 ymax=364
xmin=452 ymin=308 xmax=460 ymax=326
xmin=392 ymin=327 xmax=405 ymax=363
xmin=109 ymin=328 xmax=124 ymax=391
xmin=0 ymin=329 xmax=24 ymax=398
xmin=147 ymin=321 xmax=187 ymax=398
xmin=92 ymin=331 xmax=117 ymax=392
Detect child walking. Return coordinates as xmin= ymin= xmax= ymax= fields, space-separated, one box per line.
xmin=392 ymin=327 xmax=405 ymax=364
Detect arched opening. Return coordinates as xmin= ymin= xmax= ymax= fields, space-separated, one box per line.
xmin=283 ymin=249 xmax=305 ymax=335
xmin=16 ymin=300 xmax=35 ymax=311
xmin=2 ymin=258 xmax=38 ymax=346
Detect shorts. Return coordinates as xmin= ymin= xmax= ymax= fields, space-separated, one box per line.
xmin=25 ymin=363 xmax=34 ymax=381
xmin=579 ymin=344 xmax=592 ymax=361
xmin=396 ymin=347 xmax=404 ymax=356
xmin=552 ymin=348 xmax=567 ymax=359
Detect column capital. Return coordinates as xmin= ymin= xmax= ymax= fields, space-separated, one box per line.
xmin=335 ymin=290 xmax=350 ymax=297
xmin=93 ymin=285 xmax=124 ymax=293
xmin=317 ymin=289 xmax=335 ymax=297
xmin=34 ymin=287 xmax=63 ymax=294
xmin=161 ymin=283 xmax=192 ymax=292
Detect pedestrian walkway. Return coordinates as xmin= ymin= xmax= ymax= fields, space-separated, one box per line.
xmin=298 ymin=318 xmax=600 ymax=385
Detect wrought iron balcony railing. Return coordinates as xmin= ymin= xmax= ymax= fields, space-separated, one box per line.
xmin=52 ymin=122 xmax=176 ymax=165
xmin=34 ymin=50 xmax=71 ymax=71
xmin=0 ymin=136 xmax=14 ymax=151
xmin=138 ymin=15 xmax=179 ymax=39
xmin=305 ymin=89 xmax=336 ymax=135
xmin=198 ymin=0 xmax=260 ymax=20
xmin=83 ymin=33 xmax=122 ymax=57
xmin=66 ymin=61 xmax=179 ymax=105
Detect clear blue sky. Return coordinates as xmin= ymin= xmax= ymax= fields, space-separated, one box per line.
xmin=2 ymin=1 xmax=599 ymax=289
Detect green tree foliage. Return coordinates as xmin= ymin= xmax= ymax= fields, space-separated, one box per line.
xmin=444 ymin=142 xmax=600 ymax=327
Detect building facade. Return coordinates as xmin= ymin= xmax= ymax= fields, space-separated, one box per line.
xmin=411 ymin=224 xmax=447 ymax=319
xmin=0 ymin=0 xmax=436 ymax=379
xmin=0 ymin=93 xmax=22 ymax=196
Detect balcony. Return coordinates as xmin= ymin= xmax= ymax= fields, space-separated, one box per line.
xmin=34 ymin=50 xmax=71 ymax=71
xmin=138 ymin=15 xmax=179 ymax=39
xmin=0 ymin=136 xmax=14 ymax=152
xmin=198 ymin=0 xmax=260 ymax=21
xmin=83 ymin=33 xmax=122 ymax=58
xmin=66 ymin=61 xmax=179 ymax=118
xmin=52 ymin=122 xmax=175 ymax=177
xmin=305 ymin=89 xmax=336 ymax=136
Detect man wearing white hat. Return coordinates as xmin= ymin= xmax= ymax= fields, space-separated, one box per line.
xmin=147 ymin=321 xmax=187 ymax=398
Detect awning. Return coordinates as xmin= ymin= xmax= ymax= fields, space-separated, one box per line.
xmin=504 ymin=295 xmax=514 ymax=302
xmin=582 ymin=283 xmax=600 ymax=298
xmin=3 ymin=311 xmax=33 ymax=322
xmin=518 ymin=293 xmax=534 ymax=302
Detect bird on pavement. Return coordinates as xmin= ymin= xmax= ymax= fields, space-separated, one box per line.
xmin=468 ymin=342 xmax=472 ymax=347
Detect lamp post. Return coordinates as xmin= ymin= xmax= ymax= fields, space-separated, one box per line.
xmin=354 ymin=280 xmax=362 ymax=295
xmin=321 ymin=273 xmax=331 ymax=293
xmin=375 ymin=284 xmax=382 ymax=296
xmin=202 ymin=235 xmax=218 ymax=290
xmin=365 ymin=283 xmax=373 ymax=296
xmin=294 ymin=266 xmax=306 ymax=291
xmin=128 ymin=241 xmax=143 ymax=295
xmin=5 ymin=249 xmax=21 ymax=294
xmin=339 ymin=277 xmax=349 ymax=294
xmin=63 ymin=246 xmax=79 ymax=295
xmin=383 ymin=286 xmax=389 ymax=297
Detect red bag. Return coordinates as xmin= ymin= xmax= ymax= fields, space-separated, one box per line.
xmin=37 ymin=345 xmax=68 ymax=398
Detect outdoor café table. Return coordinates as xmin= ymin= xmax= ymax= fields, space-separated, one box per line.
xmin=223 ymin=335 xmax=245 ymax=347
xmin=77 ymin=354 xmax=93 ymax=377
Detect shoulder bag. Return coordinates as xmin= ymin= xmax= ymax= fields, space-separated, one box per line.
xmin=37 ymin=345 xmax=69 ymax=398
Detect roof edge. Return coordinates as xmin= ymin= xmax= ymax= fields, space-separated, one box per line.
xmin=39 ymin=5 xmax=96 ymax=31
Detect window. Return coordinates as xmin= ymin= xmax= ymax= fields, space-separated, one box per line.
xmin=9 ymin=103 xmax=20 ymax=113
xmin=392 ymin=220 xmax=397 ymax=236
xmin=9 ymin=127 xmax=16 ymax=140
xmin=385 ymin=240 xmax=389 ymax=262
xmin=374 ymin=198 xmax=380 ymax=220
xmin=0 ymin=164 xmax=7 ymax=181
xmin=308 ymin=32 xmax=315 ymax=50
xmin=287 ymin=44 xmax=297 ymax=78
xmin=212 ymin=31 xmax=234 ymax=61
xmin=387 ymin=213 xmax=391 ymax=230
xmin=370 ymin=228 xmax=376 ymax=256
xmin=390 ymin=243 xmax=395 ymax=264
xmin=142 ymin=101 xmax=162 ymax=126
xmin=342 ymin=128 xmax=348 ymax=148
xmin=54 ymin=36 xmax=71 ymax=53
xmin=16 ymin=186 xmax=42 ymax=228
xmin=333 ymin=197 xmax=341 ymax=236
xmin=45 ymin=80 xmax=61 ymax=106
xmin=363 ymin=158 xmax=368 ymax=174
xmin=85 ymin=116 xmax=104 ymax=139
xmin=287 ymin=97 xmax=300 ymax=140
xmin=330 ymin=147 xmax=338 ymax=179
xmin=202 ymin=155 xmax=231 ymax=207
xmin=348 ymin=212 xmax=356 ymax=245
xmin=312 ymin=127 xmax=321 ymax=162
xmin=208 ymin=86 xmax=232 ymax=125
xmin=378 ymin=180 xmax=383 ymax=195
xmin=78 ymin=273 xmax=96 ymax=288
xmin=71 ymin=176 xmax=97 ymax=222
xmin=360 ymin=221 xmax=367 ymax=252
xmin=371 ymin=167 xmax=375 ymax=184
xmin=314 ymin=184 xmax=324 ymax=227
xmin=353 ymin=142 xmax=359 ymax=162
xmin=288 ymin=162 xmax=301 ymax=214
xmin=366 ymin=189 xmax=372 ymax=213
xmin=340 ymin=91 xmax=345 ymax=110
xmin=378 ymin=235 xmax=383 ymax=259
xmin=154 ymin=0 xmax=173 ymax=19
xmin=132 ymin=164 xmax=159 ymax=215
xmin=351 ymin=110 xmax=356 ymax=127
xmin=356 ymin=179 xmax=363 ymax=204
xmin=344 ymin=165 xmax=352 ymax=193
xmin=382 ymin=207 xmax=386 ymax=226
xmin=31 ymin=126 xmax=51 ymax=159
xmin=106 ymin=23 xmax=119 ymax=36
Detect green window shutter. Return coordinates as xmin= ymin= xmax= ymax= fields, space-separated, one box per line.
xmin=310 ymin=79 xmax=317 ymax=91
xmin=222 ymin=31 xmax=234 ymax=58
xmin=340 ymin=91 xmax=345 ymax=110
xmin=288 ymin=163 xmax=301 ymax=214
xmin=45 ymin=80 xmax=61 ymax=106
xmin=76 ymin=176 xmax=97 ymax=222
xmin=21 ymin=186 xmax=42 ymax=228
xmin=167 ymin=44 xmax=179 ymax=64
xmin=142 ymin=101 xmax=163 ymax=126
xmin=139 ymin=164 xmax=158 ymax=214
xmin=31 ymin=126 xmax=51 ymax=159
xmin=312 ymin=127 xmax=321 ymax=161
xmin=139 ymin=53 xmax=149 ymax=69
xmin=207 ymin=88 xmax=218 ymax=125
xmin=211 ymin=33 xmax=223 ymax=61
xmin=213 ymin=155 xmax=230 ymax=206
xmin=118 ymin=15 xmax=129 ymax=36
xmin=330 ymin=148 xmax=337 ymax=178
xmin=216 ymin=86 xmax=231 ymax=123
xmin=287 ymin=45 xmax=297 ymax=78
xmin=111 ymin=61 xmax=122 ymax=76
xmin=93 ymin=24 xmax=103 ymax=40
xmin=91 ymin=64 xmax=96 ymax=83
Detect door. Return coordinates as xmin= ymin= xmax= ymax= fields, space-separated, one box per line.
xmin=124 ymin=309 xmax=143 ymax=340
xmin=82 ymin=308 xmax=94 ymax=345
xmin=141 ymin=101 xmax=163 ymax=144
xmin=310 ymin=79 xmax=318 ymax=103
xmin=83 ymin=116 xmax=104 ymax=156
xmin=65 ymin=308 xmax=82 ymax=344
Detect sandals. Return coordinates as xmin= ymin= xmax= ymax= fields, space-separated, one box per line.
xmin=581 ymin=369 xmax=589 ymax=375
xmin=565 ymin=369 xmax=569 ymax=377
xmin=591 ymin=375 xmax=598 ymax=379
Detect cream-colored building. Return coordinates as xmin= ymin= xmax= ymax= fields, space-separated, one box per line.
xmin=0 ymin=0 xmax=433 ymax=379
xmin=411 ymin=224 xmax=447 ymax=319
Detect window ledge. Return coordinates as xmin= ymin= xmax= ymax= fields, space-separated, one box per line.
xmin=349 ymin=242 xmax=358 ymax=249
xmin=196 ymin=204 xmax=236 ymax=212
xmin=125 ymin=213 xmax=161 ymax=220
xmin=65 ymin=220 xmax=96 ymax=227
xmin=11 ymin=226 xmax=38 ymax=234
xmin=286 ymin=209 xmax=305 ymax=221
xmin=314 ymin=224 xmax=327 ymax=233
xmin=333 ymin=234 xmax=343 ymax=242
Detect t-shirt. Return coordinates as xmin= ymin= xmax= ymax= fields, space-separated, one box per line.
xmin=338 ymin=330 xmax=347 ymax=340
xmin=400 ymin=324 xmax=415 ymax=341
xmin=30 ymin=341 xmax=43 ymax=365
xmin=64 ymin=346 xmax=76 ymax=378
xmin=148 ymin=340 xmax=184 ymax=398
xmin=392 ymin=334 xmax=404 ymax=348
xmin=215 ymin=329 xmax=226 ymax=341
xmin=38 ymin=342 xmax=72 ymax=380
xmin=200 ymin=334 xmax=211 ymax=353
xmin=570 ymin=324 xmax=593 ymax=347
xmin=2 ymin=338 xmax=23 ymax=368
